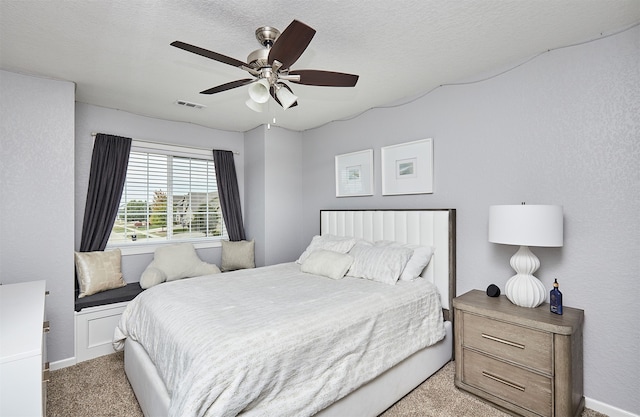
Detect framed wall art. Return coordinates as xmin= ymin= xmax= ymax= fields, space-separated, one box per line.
xmin=335 ymin=149 xmax=373 ymax=197
xmin=381 ymin=138 xmax=433 ymax=195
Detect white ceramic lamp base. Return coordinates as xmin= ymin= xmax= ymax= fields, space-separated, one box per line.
xmin=505 ymin=245 xmax=546 ymax=308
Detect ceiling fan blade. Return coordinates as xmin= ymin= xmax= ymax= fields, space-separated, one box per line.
xmin=289 ymin=70 xmax=359 ymax=87
xmin=171 ymin=41 xmax=247 ymax=68
xmin=270 ymin=84 xmax=298 ymax=108
xmin=200 ymin=79 xmax=254 ymax=95
xmin=268 ymin=20 xmax=316 ymax=68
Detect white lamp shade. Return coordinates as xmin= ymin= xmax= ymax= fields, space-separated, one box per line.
xmin=275 ymin=86 xmax=297 ymax=109
xmin=489 ymin=205 xmax=563 ymax=247
xmin=248 ymin=79 xmax=270 ymax=104
xmin=245 ymin=98 xmax=266 ymax=112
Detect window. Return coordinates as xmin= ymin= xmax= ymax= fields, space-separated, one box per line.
xmin=107 ymin=141 xmax=226 ymax=247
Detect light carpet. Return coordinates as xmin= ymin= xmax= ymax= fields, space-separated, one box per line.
xmin=47 ymin=353 xmax=606 ymax=417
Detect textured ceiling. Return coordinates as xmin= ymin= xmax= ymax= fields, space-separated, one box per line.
xmin=1 ymin=1 xmax=639 ymax=132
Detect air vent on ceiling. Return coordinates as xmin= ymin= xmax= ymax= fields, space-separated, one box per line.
xmin=175 ymin=100 xmax=206 ymax=109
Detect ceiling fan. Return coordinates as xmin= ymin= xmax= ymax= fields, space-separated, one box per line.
xmin=171 ymin=19 xmax=359 ymax=111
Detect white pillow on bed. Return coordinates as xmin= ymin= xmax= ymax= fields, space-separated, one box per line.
xmin=300 ymin=249 xmax=354 ymax=280
xmin=347 ymin=241 xmax=413 ymax=285
xmin=140 ymin=243 xmax=220 ymax=289
xmin=399 ymin=244 xmax=434 ymax=281
xmin=366 ymin=241 xmax=434 ymax=281
xmin=296 ymin=235 xmax=356 ymax=264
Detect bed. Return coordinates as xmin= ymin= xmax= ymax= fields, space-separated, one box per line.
xmin=115 ymin=209 xmax=456 ymax=417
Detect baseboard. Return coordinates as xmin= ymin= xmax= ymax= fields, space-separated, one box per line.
xmin=586 ymin=397 xmax=639 ymax=417
xmin=50 ymin=357 xmax=76 ymax=370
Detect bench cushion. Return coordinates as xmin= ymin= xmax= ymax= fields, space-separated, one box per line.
xmin=74 ymin=282 xmax=143 ymax=312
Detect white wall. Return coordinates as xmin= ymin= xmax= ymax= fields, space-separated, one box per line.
xmin=75 ymin=103 xmax=245 ymax=280
xmin=0 ymin=70 xmax=76 ymax=362
xmin=301 ymin=26 xmax=639 ymax=414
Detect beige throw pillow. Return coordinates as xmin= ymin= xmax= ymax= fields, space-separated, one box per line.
xmin=75 ymin=249 xmax=126 ymax=298
xmin=221 ymin=240 xmax=255 ymax=271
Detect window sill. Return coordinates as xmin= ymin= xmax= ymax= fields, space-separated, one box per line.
xmin=106 ymin=239 xmax=222 ymax=256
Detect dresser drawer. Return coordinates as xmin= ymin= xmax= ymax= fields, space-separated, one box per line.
xmin=463 ymin=348 xmax=552 ymax=417
xmin=463 ymin=312 xmax=552 ymax=373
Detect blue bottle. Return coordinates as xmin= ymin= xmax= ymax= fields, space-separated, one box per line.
xmin=550 ymin=279 xmax=563 ymax=315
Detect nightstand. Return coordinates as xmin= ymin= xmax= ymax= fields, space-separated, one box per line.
xmin=453 ymin=290 xmax=584 ymax=417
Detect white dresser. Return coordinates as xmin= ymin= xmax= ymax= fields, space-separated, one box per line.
xmin=0 ymin=280 xmax=48 ymax=417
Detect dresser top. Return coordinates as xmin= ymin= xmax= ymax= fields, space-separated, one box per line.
xmin=453 ymin=289 xmax=584 ymax=335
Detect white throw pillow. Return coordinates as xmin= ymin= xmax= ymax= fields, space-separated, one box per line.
xmin=296 ymin=235 xmax=357 ymax=264
xmin=140 ymin=243 xmax=220 ymax=289
xmin=399 ymin=245 xmax=434 ymax=281
xmin=75 ymin=249 xmax=126 ymax=298
xmin=367 ymin=241 xmax=434 ymax=281
xmin=140 ymin=267 xmax=167 ymax=289
xmin=221 ymin=240 xmax=255 ymax=271
xmin=300 ymin=249 xmax=354 ymax=280
xmin=347 ymin=242 xmax=413 ymax=285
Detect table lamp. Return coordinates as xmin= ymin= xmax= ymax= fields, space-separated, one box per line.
xmin=489 ymin=204 xmax=563 ymax=308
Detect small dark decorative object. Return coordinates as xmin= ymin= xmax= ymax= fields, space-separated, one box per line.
xmin=550 ymin=278 xmax=563 ymax=315
xmin=486 ymin=284 xmax=501 ymax=297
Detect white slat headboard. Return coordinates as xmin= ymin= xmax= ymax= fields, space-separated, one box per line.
xmin=320 ymin=209 xmax=456 ymax=319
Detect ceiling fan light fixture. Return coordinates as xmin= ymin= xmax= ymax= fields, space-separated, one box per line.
xmin=172 ymin=19 xmax=359 ymax=111
xmin=248 ymin=78 xmax=271 ymax=104
xmin=275 ymin=84 xmax=298 ymax=110
xmin=245 ymin=98 xmax=266 ymax=112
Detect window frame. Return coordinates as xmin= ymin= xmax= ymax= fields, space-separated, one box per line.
xmin=105 ymin=140 xmax=226 ymax=255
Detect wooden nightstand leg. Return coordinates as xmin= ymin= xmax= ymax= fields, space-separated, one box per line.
xmin=454 ymin=308 xmax=464 ymax=387
xmin=554 ymin=329 xmax=584 ymax=417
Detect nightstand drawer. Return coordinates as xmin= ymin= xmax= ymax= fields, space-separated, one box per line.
xmin=463 ymin=349 xmax=552 ymax=417
xmin=463 ymin=312 xmax=552 ymax=373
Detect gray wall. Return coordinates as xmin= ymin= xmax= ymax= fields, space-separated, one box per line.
xmin=300 ymin=26 xmax=639 ymax=414
xmin=263 ymin=127 xmax=304 ymax=264
xmin=244 ymin=125 xmax=304 ymax=266
xmin=74 ymin=103 xmax=245 ymax=281
xmin=1 ymin=95 xmax=244 ymax=363
xmin=0 ymin=70 xmax=76 ymax=362
xmin=244 ymin=126 xmax=267 ymax=265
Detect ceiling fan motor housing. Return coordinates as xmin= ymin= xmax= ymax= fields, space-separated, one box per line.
xmin=247 ymin=48 xmax=269 ymax=70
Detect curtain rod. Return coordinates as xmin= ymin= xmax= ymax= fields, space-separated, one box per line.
xmin=90 ymin=132 xmax=240 ymax=155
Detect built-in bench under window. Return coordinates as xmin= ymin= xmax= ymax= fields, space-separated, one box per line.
xmin=74 ymin=282 xmax=143 ymax=312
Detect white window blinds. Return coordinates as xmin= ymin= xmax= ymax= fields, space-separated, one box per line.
xmin=108 ymin=143 xmax=226 ymax=246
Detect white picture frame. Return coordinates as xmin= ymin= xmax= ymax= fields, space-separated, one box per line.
xmin=335 ymin=149 xmax=374 ymax=197
xmin=381 ymin=138 xmax=433 ymax=195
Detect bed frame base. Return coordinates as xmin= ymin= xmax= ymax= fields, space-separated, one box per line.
xmin=125 ymin=322 xmax=452 ymax=417
xmin=316 ymin=321 xmax=452 ymax=416
xmin=125 ymin=340 xmax=170 ymax=416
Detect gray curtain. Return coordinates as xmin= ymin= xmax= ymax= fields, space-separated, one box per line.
xmin=79 ymin=134 xmax=132 ymax=252
xmin=213 ymin=150 xmax=246 ymax=241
